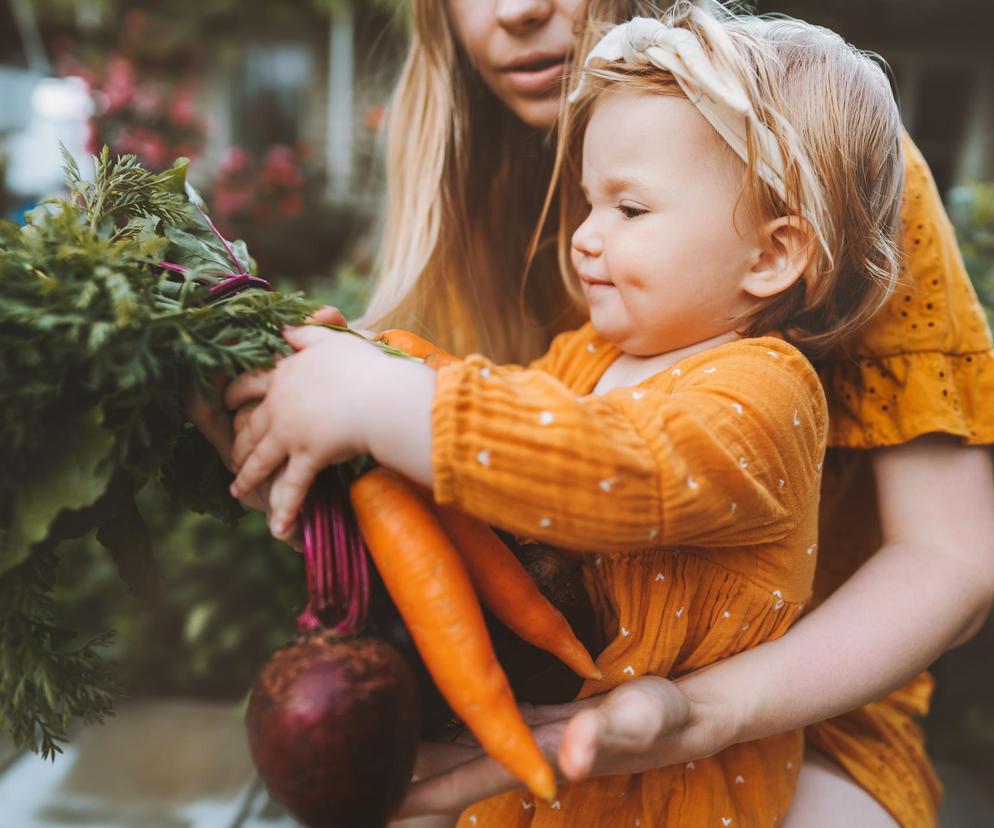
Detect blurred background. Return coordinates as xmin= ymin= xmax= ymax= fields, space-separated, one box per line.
xmin=0 ymin=0 xmax=992 ymax=825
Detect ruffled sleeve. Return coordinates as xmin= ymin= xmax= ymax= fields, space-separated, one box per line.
xmin=818 ymin=132 xmax=994 ymax=448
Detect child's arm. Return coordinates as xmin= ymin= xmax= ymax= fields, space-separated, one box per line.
xmin=228 ymin=329 xmax=824 ymax=551
xmin=420 ymin=337 xmax=825 ymax=554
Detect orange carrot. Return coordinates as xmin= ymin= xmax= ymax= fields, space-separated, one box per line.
xmin=373 ymin=329 xmax=447 ymax=360
xmin=430 ymin=502 xmax=601 ymax=681
xmin=350 ymin=467 xmax=556 ymax=801
xmin=424 ymin=351 xmax=461 ymax=371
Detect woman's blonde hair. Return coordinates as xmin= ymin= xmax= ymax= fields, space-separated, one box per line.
xmin=547 ymin=1 xmax=905 ymax=357
xmin=360 ymin=0 xmax=661 ymax=363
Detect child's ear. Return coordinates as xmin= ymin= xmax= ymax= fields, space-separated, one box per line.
xmin=741 ymin=216 xmax=816 ymax=299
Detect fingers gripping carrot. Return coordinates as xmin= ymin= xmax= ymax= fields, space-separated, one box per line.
xmin=350 ymin=467 xmax=556 ymax=801
xmin=431 ymin=503 xmax=602 ymax=681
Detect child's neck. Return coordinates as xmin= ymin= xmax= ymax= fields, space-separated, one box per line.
xmin=592 ymin=330 xmax=741 ymax=395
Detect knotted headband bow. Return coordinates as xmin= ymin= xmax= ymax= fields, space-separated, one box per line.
xmin=569 ymin=17 xmax=793 ymax=209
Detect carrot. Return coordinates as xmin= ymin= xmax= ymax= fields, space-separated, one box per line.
xmin=380 ymin=331 xmax=596 ymax=676
xmin=424 ymin=351 xmax=461 ymax=371
xmin=430 ymin=502 xmax=602 ymax=681
xmin=373 ymin=329 xmax=447 ymax=360
xmin=350 ymin=467 xmax=556 ymax=801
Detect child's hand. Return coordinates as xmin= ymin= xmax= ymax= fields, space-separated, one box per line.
xmin=226 ymin=324 xmax=390 ymax=538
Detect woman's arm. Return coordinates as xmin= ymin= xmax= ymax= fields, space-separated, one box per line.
xmin=699 ymin=434 xmax=994 ymax=747
xmin=395 ymin=434 xmax=994 ymax=817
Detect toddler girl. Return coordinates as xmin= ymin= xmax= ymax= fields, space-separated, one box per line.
xmin=226 ymin=3 xmax=904 ymax=824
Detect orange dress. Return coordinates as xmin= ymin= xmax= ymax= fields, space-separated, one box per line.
xmin=432 ymin=332 xmax=828 ymax=826
xmin=802 ymin=135 xmax=994 ymax=826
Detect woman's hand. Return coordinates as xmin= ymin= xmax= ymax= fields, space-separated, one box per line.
xmin=394 ymin=676 xmax=730 ymax=819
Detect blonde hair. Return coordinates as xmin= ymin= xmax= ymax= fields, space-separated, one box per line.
xmin=361 ymin=0 xmax=661 ymax=362
xmin=548 ymin=2 xmax=905 ymax=357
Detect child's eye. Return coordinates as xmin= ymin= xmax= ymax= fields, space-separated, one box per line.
xmin=617 ymin=203 xmax=647 ymax=219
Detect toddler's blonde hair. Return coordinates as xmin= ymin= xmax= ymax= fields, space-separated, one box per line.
xmin=546 ymin=1 xmax=905 ymax=356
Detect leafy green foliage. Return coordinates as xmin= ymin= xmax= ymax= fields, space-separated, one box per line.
xmin=0 ymin=149 xmax=319 ymax=756
xmin=0 ymin=548 xmax=117 ymax=759
xmin=54 ymin=483 xmax=305 ymax=705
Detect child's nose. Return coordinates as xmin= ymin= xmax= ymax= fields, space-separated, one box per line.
xmin=572 ymin=216 xmax=603 ymax=258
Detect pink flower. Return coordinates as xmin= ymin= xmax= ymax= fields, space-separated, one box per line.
xmin=220 ymin=147 xmax=251 ymax=175
xmin=132 ymin=129 xmax=170 ymax=169
xmin=103 ymin=56 xmax=135 ymax=111
xmin=169 ymin=87 xmax=199 ymax=126
xmin=214 ymin=186 xmax=254 ymax=218
xmin=263 ymin=145 xmax=303 ymax=189
xmin=132 ymin=82 xmax=162 ymax=117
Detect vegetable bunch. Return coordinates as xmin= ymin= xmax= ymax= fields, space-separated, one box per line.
xmin=0 ymin=147 xmax=319 ymax=757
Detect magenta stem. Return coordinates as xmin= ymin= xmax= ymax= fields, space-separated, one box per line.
xmin=296 ymin=469 xmax=370 ymax=637
xmin=196 ymin=203 xmax=245 ymax=273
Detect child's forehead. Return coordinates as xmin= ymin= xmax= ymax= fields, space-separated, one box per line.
xmin=582 ymin=92 xmax=735 ymax=180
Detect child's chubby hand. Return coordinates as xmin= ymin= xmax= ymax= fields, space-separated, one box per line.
xmin=225 ymin=323 xmax=433 ymax=540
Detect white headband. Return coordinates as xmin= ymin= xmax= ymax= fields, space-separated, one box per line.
xmin=569 ymin=17 xmax=793 ymax=208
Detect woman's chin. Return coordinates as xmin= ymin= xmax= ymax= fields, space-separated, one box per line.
xmin=505 ymin=95 xmax=560 ymax=130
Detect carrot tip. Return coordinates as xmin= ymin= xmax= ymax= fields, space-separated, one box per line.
xmin=533 ymin=778 xmax=557 ymax=802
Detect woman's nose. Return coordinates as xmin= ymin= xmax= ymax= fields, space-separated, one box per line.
xmin=495 ymin=0 xmax=554 ymax=34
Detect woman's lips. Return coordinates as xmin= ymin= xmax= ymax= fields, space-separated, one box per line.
xmin=500 ymin=56 xmax=567 ymax=96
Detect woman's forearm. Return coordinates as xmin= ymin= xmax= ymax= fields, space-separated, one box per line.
xmin=678 ymin=437 xmax=994 ymax=749
xmin=678 ymin=536 xmax=994 ymax=748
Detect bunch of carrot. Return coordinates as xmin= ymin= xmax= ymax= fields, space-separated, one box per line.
xmin=349 ymin=330 xmax=602 ymax=802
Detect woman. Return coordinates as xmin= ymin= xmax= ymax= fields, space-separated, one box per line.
xmin=193 ymin=1 xmax=994 ymax=825
xmin=367 ymin=2 xmax=994 ymax=826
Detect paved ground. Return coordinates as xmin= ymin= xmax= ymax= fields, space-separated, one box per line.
xmin=0 ymin=701 xmax=990 ymax=827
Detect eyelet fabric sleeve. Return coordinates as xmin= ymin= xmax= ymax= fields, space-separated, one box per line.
xmin=817 ymin=132 xmax=994 ymax=449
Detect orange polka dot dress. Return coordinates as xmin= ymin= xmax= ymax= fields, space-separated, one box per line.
xmin=802 ymin=135 xmax=994 ymax=827
xmin=431 ymin=333 xmax=828 ymax=827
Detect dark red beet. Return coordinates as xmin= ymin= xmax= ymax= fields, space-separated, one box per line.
xmin=488 ymin=540 xmax=603 ymax=704
xmin=246 ymin=630 xmax=419 ymax=828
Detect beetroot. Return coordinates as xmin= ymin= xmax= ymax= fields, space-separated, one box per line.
xmin=246 ymin=632 xmax=418 ymax=828
xmin=488 ymin=539 xmax=603 ymax=704
xmin=245 ymin=469 xmax=420 ymax=828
